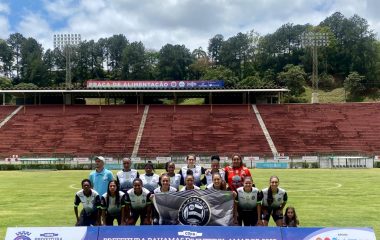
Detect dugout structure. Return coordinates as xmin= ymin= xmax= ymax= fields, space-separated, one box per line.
xmin=324 ymin=156 xmax=374 ymax=168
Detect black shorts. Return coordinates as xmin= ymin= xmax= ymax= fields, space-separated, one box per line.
xmin=261 ymin=207 xmax=283 ymax=222
xmin=237 ymin=209 xmax=258 ymax=226
xmin=105 ymin=214 xmax=122 ymax=226
xmin=129 ymin=208 xmax=149 ymax=225
xmin=77 ymin=210 xmax=98 ymax=226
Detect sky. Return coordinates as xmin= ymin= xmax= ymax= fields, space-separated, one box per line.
xmin=0 ymin=0 xmax=379 ymax=52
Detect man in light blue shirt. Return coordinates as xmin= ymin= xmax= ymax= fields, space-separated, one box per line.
xmin=89 ymin=156 xmax=114 ymax=196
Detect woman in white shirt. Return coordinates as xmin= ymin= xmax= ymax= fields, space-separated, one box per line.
xmin=116 ymin=158 xmax=139 ymax=193
xmin=140 ymin=161 xmax=160 ymax=193
xmin=151 ymin=174 xmax=177 ymax=225
xmin=180 ymin=170 xmax=201 ymax=191
xmin=206 ymin=172 xmax=227 ymax=190
xmin=178 ymin=154 xmax=205 ymax=187
xmin=163 ymin=161 xmax=181 ymax=191
xmin=125 ymin=178 xmax=152 ymax=225
xmin=100 ymin=180 xmax=126 ymax=226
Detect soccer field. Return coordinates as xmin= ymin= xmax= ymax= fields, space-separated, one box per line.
xmin=0 ymin=169 xmax=379 ymax=239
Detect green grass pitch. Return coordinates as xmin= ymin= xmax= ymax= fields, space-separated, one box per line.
xmin=0 ymin=168 xmax=379 ymax=239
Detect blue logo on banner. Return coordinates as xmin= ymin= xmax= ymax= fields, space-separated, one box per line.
xmin=13 ymin=231 xmax=31 ymax=240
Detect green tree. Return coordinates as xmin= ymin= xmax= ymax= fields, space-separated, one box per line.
xmin=0 ymin=76 xmax=12 ymax=104
xmin=0 ymin=39 xmax=13 ymax=78
xmin=202 ymin=65 xmax=238 ymax=87
xmin=256 ymin=23 xmax=309 ymax=75
xmin=277 ymin=64 xmax=306 ymax=96
xmin=7 ymin=33 xmax=26 ymax=81
xmin=121 ymin=41 xmax=148 ymax=79
xmin=43 ymin=49 xmax=55 ymax=84
xmin=107 ymin=34 xmax=129 ymax=79
xmin=20 ymin=38 xmax=49 ymax=86
xmin=189 ymin=47 xmax=209 ymax=79
xmin=344 ymin=71 xmax=365 ymax=97
xmin=208 ymin=34 xmax=224 ymax=66
xmin=319 ymin=72 xmax=335 ymax=90
xmin=219 ymin=32 xmax=252 ymax=80
xmin=51 ymin=48 xmax=66 ymax=85
xmin=237 ymin=74 xmax=273 ymax=88
xmin=320 ymin=12 xmax=377 ymax=84
xmin=375 ymin=41 xmax=380 ymax=88
xmin=88 ymin=40 xmax=106 ymax=79
xmin=145 ymin=50 xmax=159 ymax=79
xmin=0 ymin=76 xmax=12 ymax=88
xmin=71 ymin=41 xmax=91 ymax=84
xmin=158 ymin=44 xmax=193 ymax=80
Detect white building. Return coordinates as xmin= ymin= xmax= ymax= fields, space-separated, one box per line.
xmin=53 ymin=34 xmax=81 ymax=49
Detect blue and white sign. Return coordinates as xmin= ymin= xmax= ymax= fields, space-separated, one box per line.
xmin=281 ymin=227 xmax=376 ymax=240
xmin=5 ymin=227 xmax=98 ymax=240
xmin=98 ymin=225 xmax=282 ymax=240
xmin=6 ymin=226 xmax=376 ymax=240
xmin=256 ymin=162 xmax=288 ymax=169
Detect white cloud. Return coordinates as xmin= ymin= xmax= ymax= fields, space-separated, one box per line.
xmin=7 ymin=0 xmax=380 ymax=51
xmin=43 ymin=0 xmax=79 ymax=20
xmin=0 ymin=3 xmax=10 ymax=14
xmin=16 ymin=12 xmax=54 ymax=50
xmin=0 ymin=16 xmax=10 ymax=38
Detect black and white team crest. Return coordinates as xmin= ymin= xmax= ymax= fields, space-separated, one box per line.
xmin=178 ymin=196 xmax=211 ymax=225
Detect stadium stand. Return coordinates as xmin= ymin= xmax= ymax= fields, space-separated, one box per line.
xmin=138 ymin=105 xmax=272 ymax=157
xmin=0 ymin=105 xmax=143 ymax=157
xmin=1 ymin=103 xmax=380 ymax=159
xmin=257 ymin=103 xmax=380 ymax=155
xmin=0 ymin=106 xmax=17 ymax=122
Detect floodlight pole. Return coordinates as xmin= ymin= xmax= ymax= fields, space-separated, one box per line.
xmin=301 ymin=32 xmax=328 ymax=104
xmin=53 ymin=34 xmax=81 ymax=89
xmin=65 ymin=44 xmax=72 ymax=88
xmin=312 ymin=45 xmax=318 ymax=103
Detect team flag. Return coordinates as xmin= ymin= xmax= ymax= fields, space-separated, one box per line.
xmin=153 ymin=189 xmax=234 ymax=226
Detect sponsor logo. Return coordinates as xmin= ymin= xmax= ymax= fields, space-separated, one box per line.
xmin=36 ymin=232 xmax=62 ymax=240
xmin=178 ymin=196 xmax=211 ymax=226
xmin=13 ymin=231 xmax=31 ymax=240
xmin=178 ymin=231 xmax=203 ymax=237
xmin=40 ymin=233 xmax=58 ymax=237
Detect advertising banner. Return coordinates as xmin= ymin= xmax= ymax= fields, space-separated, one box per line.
xmin=256 ymin=162 xmax=288 ymax=168
xmin=5 ymin=227 xmax=98 ymax=240
xmin=5 ymin=226 xmax=376 ymax=240
xmin=86 ymin=80 xmax=224 ymax=89
xmin=98 ymin=225 xmax=282 ymax=240
xmin=281 ymin=227 xmax=376 ymax=240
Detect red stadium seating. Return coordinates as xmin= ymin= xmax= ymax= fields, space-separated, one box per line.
xmin=0 ymin=105 xmax=143 ymax=157
xmin=138 ymin=105 xmax=272 ymax=157
xmin=0 ymin=106 xmax=17 ymax=122
xmin=257 ymin=103 xmax=380 ymax=156
xmin=1 ymin=103 xmax=380 ymax=158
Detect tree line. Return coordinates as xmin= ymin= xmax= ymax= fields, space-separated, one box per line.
xmin=0 ymin=12 xmax=379 ymax=100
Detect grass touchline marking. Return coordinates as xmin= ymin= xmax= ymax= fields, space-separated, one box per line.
xmin=69 ymin=184 xmax=80 ymax=190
